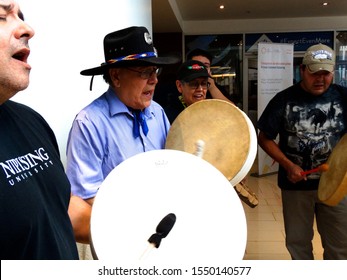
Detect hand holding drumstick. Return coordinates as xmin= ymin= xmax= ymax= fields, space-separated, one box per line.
xmin=300 ymin=163 xmax=329 ymax=176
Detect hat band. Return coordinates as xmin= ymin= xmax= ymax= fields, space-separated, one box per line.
xmin=187 ymin=65 xmax=206 ymax=70
xmin=103 ymin=52 xmax=157 ymax=65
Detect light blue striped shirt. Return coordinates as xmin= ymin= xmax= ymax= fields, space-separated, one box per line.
xmin=66 ymin=87 xmax=170 ymax=199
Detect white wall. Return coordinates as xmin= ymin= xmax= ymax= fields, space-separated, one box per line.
xmin=13 ymin=0 xmax=152 ymax=165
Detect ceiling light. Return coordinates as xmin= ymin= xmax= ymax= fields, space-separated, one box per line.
xmin=219 ymin=5 xmax=225 ymax=9
xmin=322 ymin=2 xmax=329 ymax=6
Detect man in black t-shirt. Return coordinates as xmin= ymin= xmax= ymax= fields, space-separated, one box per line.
xmin=257 ymin=43 xmax=347 ymax=260
xmin=0 ymin=1 xmax=78 ymax=259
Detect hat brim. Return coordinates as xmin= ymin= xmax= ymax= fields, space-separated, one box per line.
xmin=307 ymin=63 xmax=334 ymax=73
xmin=81 ymin=56 xmax=180 ymax=76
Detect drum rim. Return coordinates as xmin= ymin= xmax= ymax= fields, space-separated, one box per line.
xmin=319 ymin=172 xmax=347 ymax=206
xmin=230 ymin=108 xmax=257 ymax=186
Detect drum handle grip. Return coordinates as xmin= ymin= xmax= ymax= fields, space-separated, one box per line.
xmin=194 ymin=140 xmax=205 ymax=158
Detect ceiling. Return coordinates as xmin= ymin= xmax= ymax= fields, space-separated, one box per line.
xmin=152 ymin=0 xmax=347 ymax=33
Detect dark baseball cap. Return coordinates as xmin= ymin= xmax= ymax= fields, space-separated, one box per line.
xmin=177 ymin=60 xmax=210 ymax=82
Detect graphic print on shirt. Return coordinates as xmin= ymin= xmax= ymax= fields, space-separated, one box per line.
xmin=284 ymin=99 xmax=344 ymax=179
xmin=0 ymin=147 xmax=54 ymax=187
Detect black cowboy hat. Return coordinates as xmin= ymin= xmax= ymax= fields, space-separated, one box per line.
xmin=80 ymin=26 xmax=180 ymax=76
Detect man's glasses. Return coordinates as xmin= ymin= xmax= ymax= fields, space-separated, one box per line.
xmin=183 ymin=80 xmax=210 ymax=90
xmin=127 ymin=67 xmax=162 ymax=79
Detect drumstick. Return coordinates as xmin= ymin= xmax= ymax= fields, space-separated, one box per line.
xmin=140 ymin=213 xmax=176 ymax=260
xmin=194 ymin=139 xmax=205 ymax=158
xmin=300 ymin=163 xmax=329 ymax=176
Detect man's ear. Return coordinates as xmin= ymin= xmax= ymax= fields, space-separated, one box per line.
xmin=110 ymin=68 xmax=121 ymax=87
xmin=176 ymin=80 xmax=183 ymax=94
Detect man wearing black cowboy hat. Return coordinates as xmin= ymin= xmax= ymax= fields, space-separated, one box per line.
xmin=66 ymin=26 xmax=179 ymax=243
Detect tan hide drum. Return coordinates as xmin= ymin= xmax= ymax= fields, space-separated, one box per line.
xmin=165 ymin=99 xmax=257 ymax=187
xmin=318 ymin=134 xmax=347 ymax=206
xmin=90 ymin=149 xmax=247 ymax=262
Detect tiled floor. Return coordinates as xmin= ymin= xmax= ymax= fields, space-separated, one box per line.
xmin=77 ymin=164 xmax=325 ymax=260
xmin=242 ymin=171 xmax=324 ymax=260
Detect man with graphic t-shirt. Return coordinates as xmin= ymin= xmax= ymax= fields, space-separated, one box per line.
xmin=257 ymin=43 xmax=347 ymax=260
xmin=0 ymin=1 xmax=78 ymax=259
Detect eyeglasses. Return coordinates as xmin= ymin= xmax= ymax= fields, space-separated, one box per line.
xmin=126 ymin=67 xmax=162 ymax=79
xmin=183 ymin=80 xmax=210 ymax=90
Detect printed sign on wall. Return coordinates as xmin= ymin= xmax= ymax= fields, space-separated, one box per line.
xmin=257 ymin=43 xmax=294 ymax=175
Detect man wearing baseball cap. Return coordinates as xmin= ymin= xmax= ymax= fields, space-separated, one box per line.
xmin=257 ymin=43 xmax=347 ymax=259
xmin=164 ymin=60 xmax=211 ymax=123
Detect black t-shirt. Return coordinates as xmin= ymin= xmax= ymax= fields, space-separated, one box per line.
xmin=257 ymin=83 xmax=347 ymax=190
xmin=163 ymin=92 xmax=185 ymax=124
xmin=0 ymin=100 xmax=78 ymax=259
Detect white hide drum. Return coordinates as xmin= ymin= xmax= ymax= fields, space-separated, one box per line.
xmin=90 ymin=149 xmax=247 ymax=262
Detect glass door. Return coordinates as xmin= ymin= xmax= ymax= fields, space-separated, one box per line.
xmin=336 ymin=31 xmax=347 ymax=86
